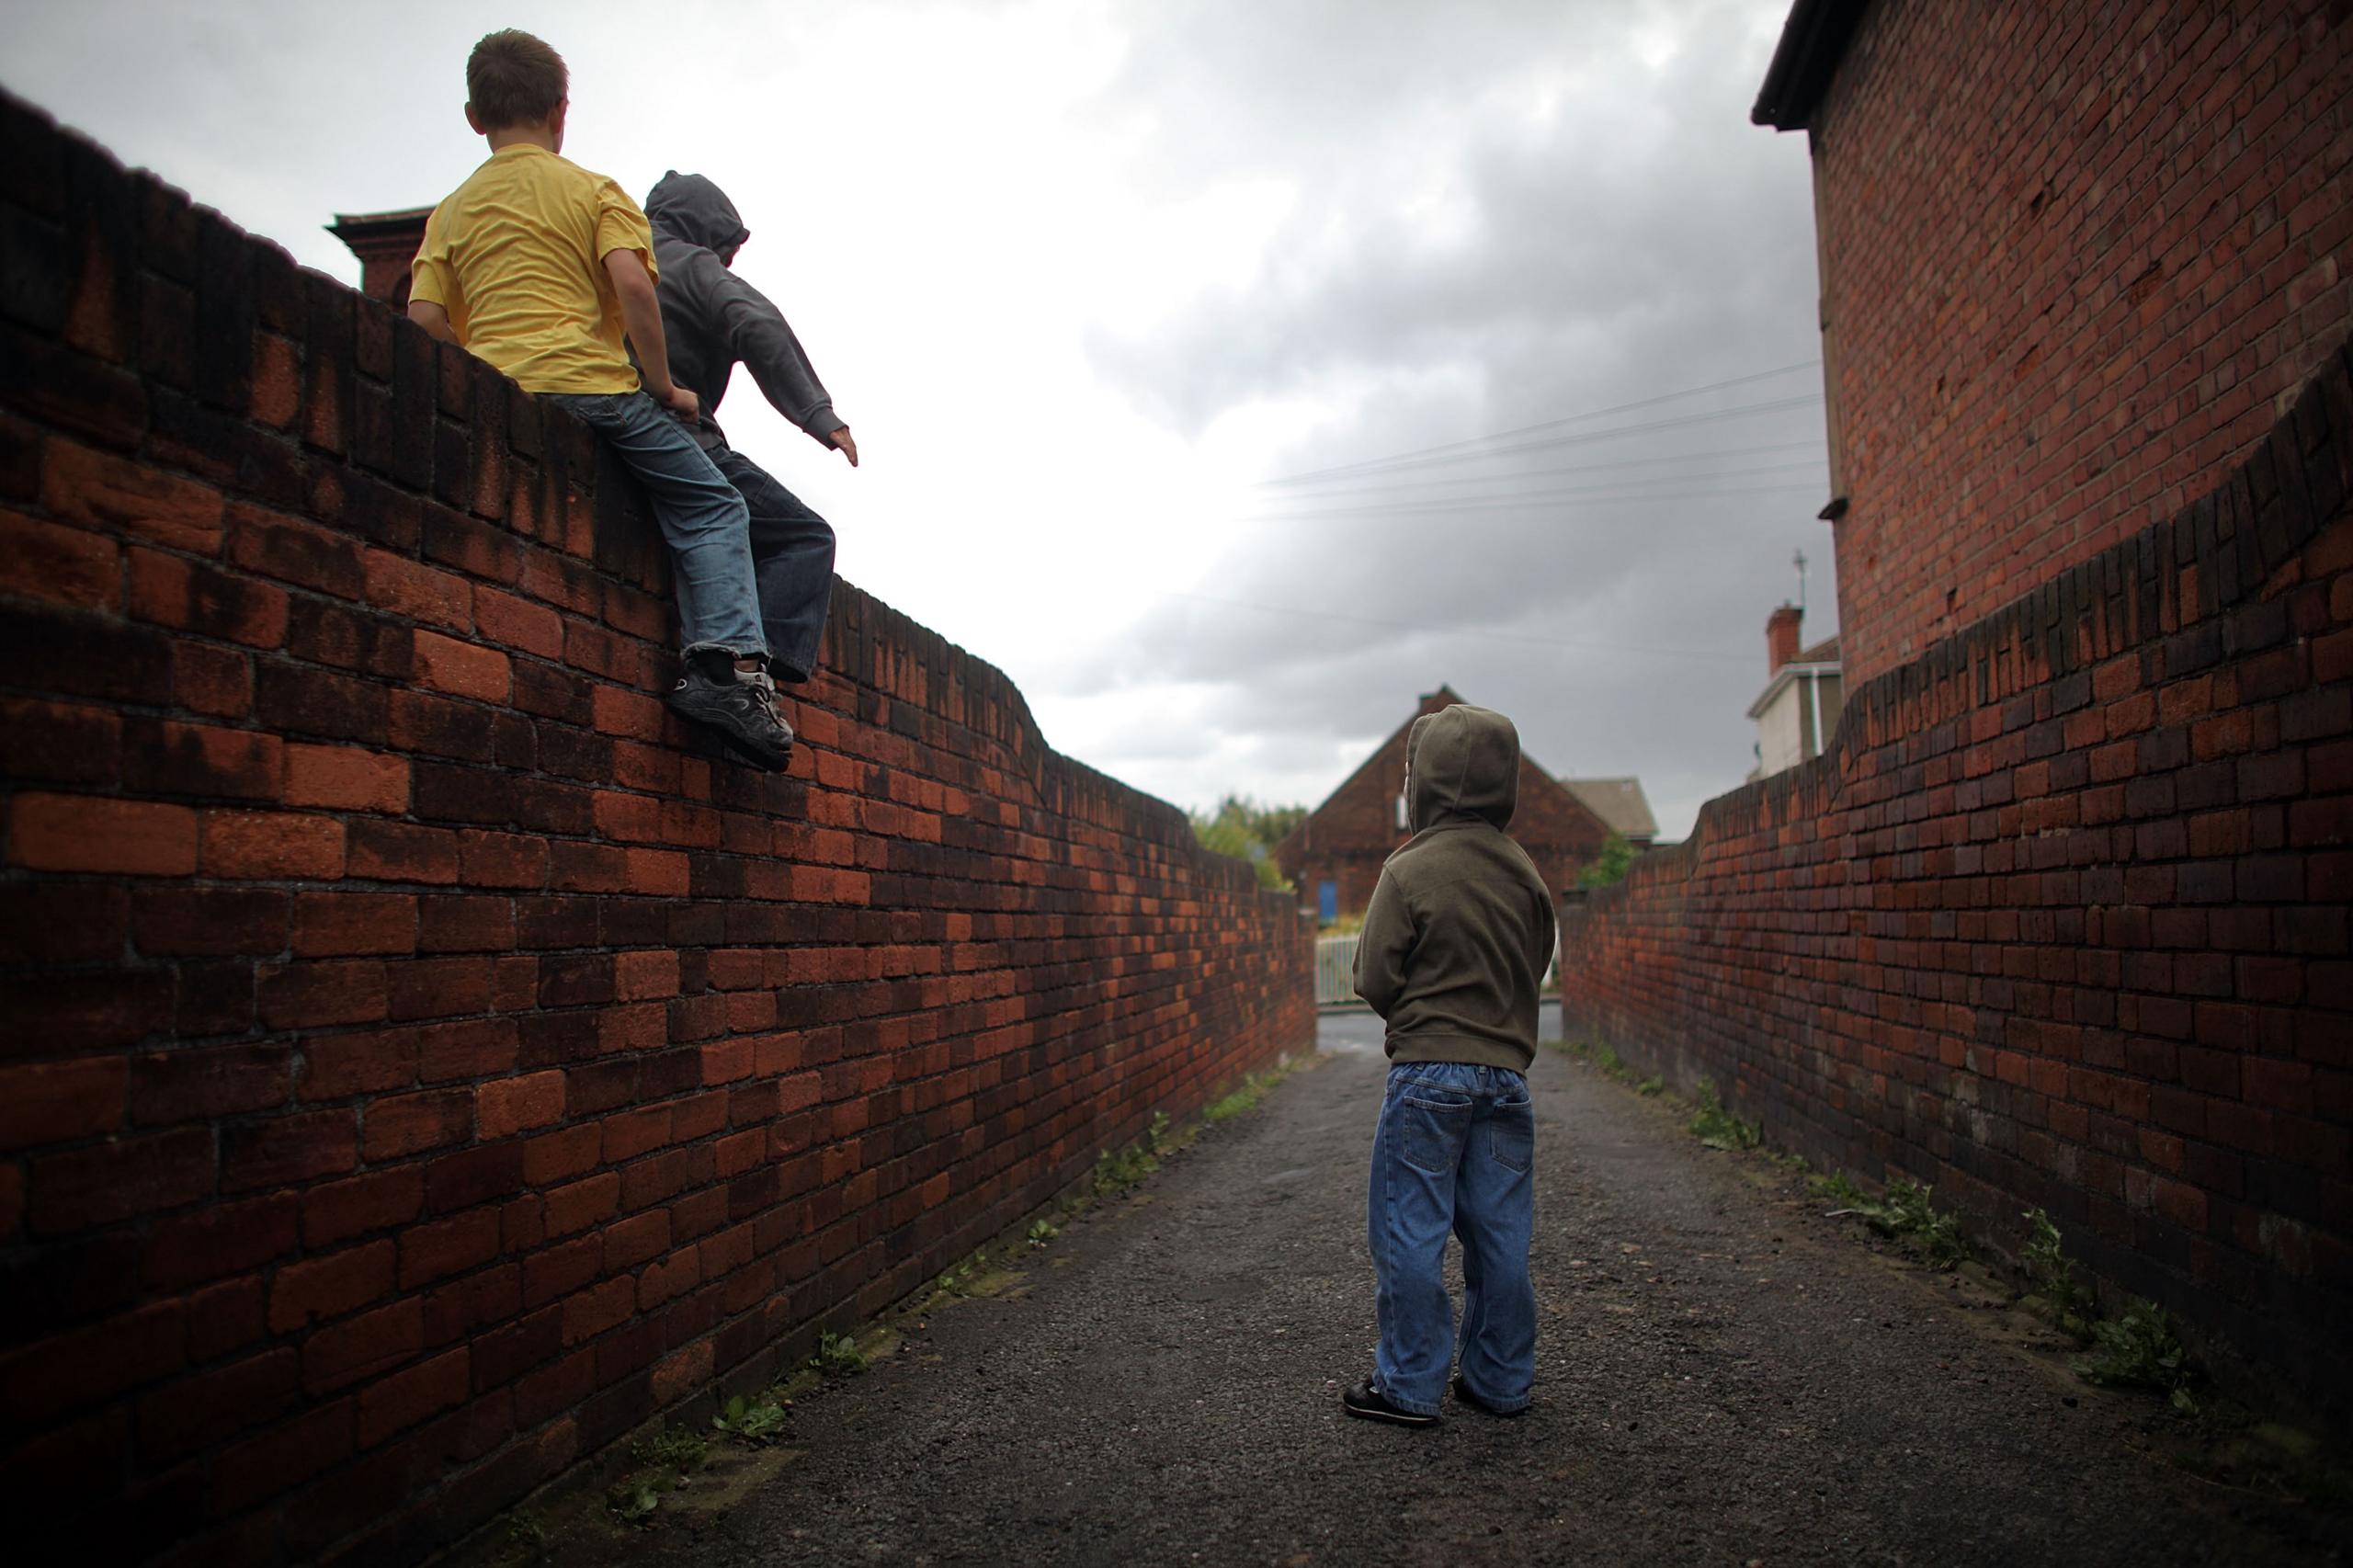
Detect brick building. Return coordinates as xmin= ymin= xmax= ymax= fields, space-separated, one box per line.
xmin=1760 ymin=0 xmax=2353 ymax=685
xmin=1273 ymin=687 xmax=1612 ymax=922
xmin=1559 ymin=0 xmax=2353 ymax=1403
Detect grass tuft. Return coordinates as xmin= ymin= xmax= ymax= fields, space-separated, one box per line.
xmin=1092 ymin=1141 xmax=1161 ymax=1196
xmin=633 ymin=1425 xmax=705 ymax=1472
xmin=1203 ymin=1073 xmax=1271 ymax=1122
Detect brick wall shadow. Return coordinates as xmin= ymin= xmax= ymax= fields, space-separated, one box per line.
xmin=1561 ymin=338 xmax=2353 ymax=1411
xmin=0 ymin=93 xmax=1315 ymax=1563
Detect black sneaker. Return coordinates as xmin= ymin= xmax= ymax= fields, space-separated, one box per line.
xmin=667 ymin=654 xmax=794 ymax=769
xmin=1342 ymin=1378 xmax=1439 ymax=1427
xmin=1452 ymin=1376 xmax=1527 ymax=1418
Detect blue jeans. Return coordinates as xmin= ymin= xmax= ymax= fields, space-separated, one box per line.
xmin=544 ymin=392 xmax=767 ymax=659
xmin=1368 ymin=1062 xmax=1537 ymax=1415
xmin=710 ymin=444 xmax=835 ymax=683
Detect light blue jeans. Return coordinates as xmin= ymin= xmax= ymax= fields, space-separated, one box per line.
xmin=545 ymin=392 xmax=767 ymax=659
xmin=1368 ymin=1062 xmax=1538 ymax=1415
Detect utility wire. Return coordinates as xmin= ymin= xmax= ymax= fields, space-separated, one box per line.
xmin=1243 ymin=463 xmax=1825 ymax=522
xmin=1154 ymin=589 xmax=1758 ymax=665
xmin=1259 ymin=359 xmax=1823 ymax=489
xmin=1245 ymin=479 xmax=1823 ymax=525
xmin=1264 ymin=438 xmax=1824 ymax=503
xmin=1264 ymin=393 xmax=1825 ymax=488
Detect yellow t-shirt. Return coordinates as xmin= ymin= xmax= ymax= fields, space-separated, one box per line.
xmin=409 ymin=143 xmax=654 ymax=395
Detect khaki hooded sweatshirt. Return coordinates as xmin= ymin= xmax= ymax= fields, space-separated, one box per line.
xmin=1352 ymin=705 xmax=1558 ymax=1072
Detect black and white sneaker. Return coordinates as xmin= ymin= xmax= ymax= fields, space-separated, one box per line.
xmin=1342 ymin=1378 xmax=1439 ymax=1427
xmin=667 ymin=654 xmax=794 ymax=769
xmin=1452 ymin=1376 xmax=1527 ymax=1418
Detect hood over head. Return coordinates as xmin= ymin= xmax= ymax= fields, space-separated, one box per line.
xmin=1405 ymin=704 xmax=1520 ymax=833
xmin=645 ymin=170 xmax=749 ymax=255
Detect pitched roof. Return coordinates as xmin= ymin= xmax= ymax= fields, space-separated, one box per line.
xmin=1796 ymin=632 xmax=1841 ymax=665
xmin=1560 ymin=777 xmax=1658 ymax=840
xmin=1274 ymin=684 xmax=1600 ymax=860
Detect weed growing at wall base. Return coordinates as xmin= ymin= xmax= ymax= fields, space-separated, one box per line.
xmin=812 ymin=1331 xmax=869 ymax=1376
xmin=711 ymin=1392 xmax=790 ymax=1444
xmin=1689 ymin=1081 xmax=1761 ymax=1151
xmin=2023 ymin=1208 xmax=2094 ymax=1341
xmin=2075 ymin=1299 xmax=2200 ymax=1415
xmin=1203 ymin=1072 xmax=1273 ymax=1122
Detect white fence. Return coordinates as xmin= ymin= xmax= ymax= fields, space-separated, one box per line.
xmin=1314 ymin=932 xmax=1560 ymax=1007
xmin=1314 ymin=934 xmax=1361 ymax=1006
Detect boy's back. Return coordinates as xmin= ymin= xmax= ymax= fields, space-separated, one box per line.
xmin=1353 ymin=703 xmax=1556 ymax=1067
xmin=411 ymin=144 xmax=651 ymax=395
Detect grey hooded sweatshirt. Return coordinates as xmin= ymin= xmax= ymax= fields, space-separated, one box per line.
xmin=1352 ymin=704 xmax=1558 ymax=1072
xmin=642 ymin=171 xmax=844 ymax=453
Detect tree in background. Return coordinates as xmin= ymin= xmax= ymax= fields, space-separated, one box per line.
xmin=1575 ymin=830 xmax=1637 ymax=890
xmin=1188 ymin=794 xmax=1308 ymax=891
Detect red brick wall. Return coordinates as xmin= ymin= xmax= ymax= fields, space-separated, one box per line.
xmin=0 ymin=96 xmax=1314 ymax=1565
xmin=1561 ymin=345 xmax=2353 ymax=1403
xmin=1276 ymin=690 xmax=1610 ymax=917
xmin=1815 ymin=0 xmax=2353 ymax=685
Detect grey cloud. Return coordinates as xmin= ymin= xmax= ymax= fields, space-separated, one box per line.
xmin=1056 ymin=0 xmax=1831 ymax=837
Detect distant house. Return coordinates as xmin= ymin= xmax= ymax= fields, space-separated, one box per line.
xmin=1560 ymin=777 xmax=1656 ymax=846
xmin=1272 ymin=686 xmax=1614 ymax=924
xmin=1746 ymin=603 xmax=1841 ymax=778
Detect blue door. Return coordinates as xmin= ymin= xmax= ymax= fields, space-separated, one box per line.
xmin=1318 ymin=880 xmax=1338 ymax=925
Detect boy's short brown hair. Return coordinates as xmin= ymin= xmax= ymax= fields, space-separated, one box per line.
xmin=467 ymin=29 xmax=567 ymax=130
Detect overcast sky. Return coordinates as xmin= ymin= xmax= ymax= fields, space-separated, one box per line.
xmin=1 ymin=0 xmax=1832 ymax=840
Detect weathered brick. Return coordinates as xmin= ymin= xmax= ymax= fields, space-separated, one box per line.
xmin=8 ymin=792 xmax=198 ymax=876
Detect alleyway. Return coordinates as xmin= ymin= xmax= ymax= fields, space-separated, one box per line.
xmin=591 ymin=1010 xmax=2338 ymax=1567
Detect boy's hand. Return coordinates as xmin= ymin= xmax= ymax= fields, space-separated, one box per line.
xmin=830 ymin=426 xmax=858 ymax=467
xmin=658 ymin=383 xmax=701 ymax=421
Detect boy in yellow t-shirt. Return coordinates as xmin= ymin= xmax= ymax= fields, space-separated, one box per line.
xmin=407 ymin=29 xmax=793 ymax=769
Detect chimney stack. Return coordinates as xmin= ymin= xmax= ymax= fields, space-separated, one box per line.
xmin=1766 ymin=604 xmax=1802 ymax=673
xmin=327 ymin=208 xmax=434 ymax=309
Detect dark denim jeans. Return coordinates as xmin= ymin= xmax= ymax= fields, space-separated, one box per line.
xmin=709 ymin=445 xmax=835 ymax=684
xmin=1368 ymin=1062 xmax=1538 ymax=1415
xmin=543 ymin=392 xmax=766 ymax=659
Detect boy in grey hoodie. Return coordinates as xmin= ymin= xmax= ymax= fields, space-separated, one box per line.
xmin=1346 ymin=703 xmax=1557 ymax=1426
xmin=642 ymin=172 xmax=855 ymax=686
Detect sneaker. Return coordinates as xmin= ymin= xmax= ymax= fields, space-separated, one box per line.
xmin=1452 ymin=1376 xmax=1527 ymax=1418
xmin=1342 ymin=1378 xmax=1439 ymax=1427
xmin=667 ymin=654 xmax=794 ymax=769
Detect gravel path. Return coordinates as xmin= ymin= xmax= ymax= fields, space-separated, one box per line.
xmin=622 ymin=1008 xmax=2338 ymax=1567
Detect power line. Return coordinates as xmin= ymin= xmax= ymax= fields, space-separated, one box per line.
xmin=1242 ymin=464 xmax=1825 ymax=522
xmin=1154 ymin=589 xmax=1758 ymax=665
xmin=1259 ymin=359 xmax=1824 ymax=489
xmin=1263 ymin=393 xmax=1825 ymax=489
xmin=1262 ymin=438 xmax=1824 ymax=504
xmin=1245 ymin=478 xmax=1823 ymax=525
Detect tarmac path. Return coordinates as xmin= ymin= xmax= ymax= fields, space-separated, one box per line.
xmin=604 ymin=1006 xmax=2339 ymax=1568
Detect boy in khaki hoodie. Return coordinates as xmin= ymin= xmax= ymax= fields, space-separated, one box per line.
xmin=1346 ymin=703 xmax=1557 ymax=1426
